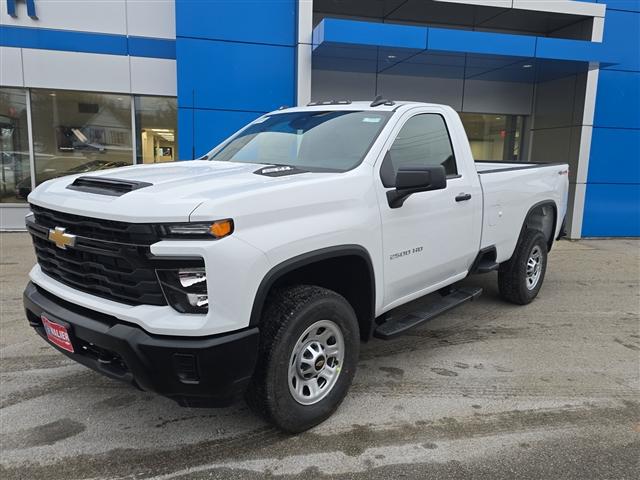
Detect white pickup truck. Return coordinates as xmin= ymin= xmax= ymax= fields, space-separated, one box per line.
xmin=24 ymin=100 xmax=568 ymax=432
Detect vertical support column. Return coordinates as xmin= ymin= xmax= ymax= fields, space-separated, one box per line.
xmin=25 ymin=89 xmax=36 ymax=193
xmin=297 ymin=0 xmax=313 ymax=106
xmin=567 ymin=16 xmax=603 ymax=239
xmin=130 ymin=96 xmax=138 ymax=165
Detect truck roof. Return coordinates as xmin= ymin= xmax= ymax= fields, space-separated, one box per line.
xmin=278 ymin=101 xmax=443 ymax=113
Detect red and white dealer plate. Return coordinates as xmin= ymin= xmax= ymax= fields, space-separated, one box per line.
xmin=41 ymin=314 xmax=74 ymax=353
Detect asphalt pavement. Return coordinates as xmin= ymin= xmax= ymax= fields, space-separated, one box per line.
xmin=1 ymin=233 xmax=639 ymax=479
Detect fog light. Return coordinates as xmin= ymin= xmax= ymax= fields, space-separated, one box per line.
xmin=157 ymin=266 xmax=208 ymax=314
xmin=187 ymin=293 xmax=209 ymax=308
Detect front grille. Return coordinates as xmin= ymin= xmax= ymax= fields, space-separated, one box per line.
xmin=27 ymin=205 xmax=172 ymax=306
xmin=30 ymin=204 xmax=160 ymax=245
xmin=30 ymin=233 xmax=167 ymax=306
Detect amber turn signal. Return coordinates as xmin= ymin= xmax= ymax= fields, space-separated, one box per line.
xmin=209 ymin=219 xmax=234 ymax=239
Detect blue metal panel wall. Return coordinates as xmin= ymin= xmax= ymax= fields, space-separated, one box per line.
xmin=583 ymin=1 xmax=640 ymax=236
xmin=175 ymin=0 xmax=297 ymax=159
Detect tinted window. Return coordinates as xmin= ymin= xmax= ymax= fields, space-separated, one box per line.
xmin=207 ymin=111 xmax=391 ymax=172
xmin=381 ymin=114 xmax=457 ymax=187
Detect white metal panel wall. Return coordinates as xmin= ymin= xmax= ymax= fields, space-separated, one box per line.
xmin=3 ymin=48 xmax=177 ymax=95
xmin=512 ymin=0 xmax=605 ymax=17
xmin=0 ymin=1 xmax=176 ymax=38
xmin=130 ymin=57 xmax=177 ymax=96
xmin=127 ymin=0 xmax=176 ymax=39
xmin=0 ymin=46 xmax=23 ymax=86
xmin=0 ymin=1 xmax=128 ymax=34
xmin=435 ymin=0 xmax=605 ymax=17
xmin=1 ymin=1 xmax=177 ymax=95
xmin=21 ymin=49 xmax=131 ymax=92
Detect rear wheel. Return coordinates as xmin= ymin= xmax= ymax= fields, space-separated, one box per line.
xmin=498 ymin=229 xmax=548 ymax=305
xmin=246 ymin=285 xmax=359 ymax=433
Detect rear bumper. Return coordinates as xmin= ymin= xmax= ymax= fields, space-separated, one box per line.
xmin=23 ymin=282 xmax=259 ymax=407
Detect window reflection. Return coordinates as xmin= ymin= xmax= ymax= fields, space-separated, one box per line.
xmin=29 ymin=89 xmax=134 ymax=195
xmin=0 ymin=88 xmax=31 ymax=203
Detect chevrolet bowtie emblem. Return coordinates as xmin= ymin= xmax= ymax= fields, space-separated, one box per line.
xmin=48 ymin=227 xmax=76 ymax=250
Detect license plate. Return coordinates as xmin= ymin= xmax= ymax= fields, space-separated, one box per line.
xmin=41 ymin=315 xmax=74 ymax=353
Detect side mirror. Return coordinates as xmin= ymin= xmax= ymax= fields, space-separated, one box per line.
xmin=387 ymin=165 xmax=447 ymax=208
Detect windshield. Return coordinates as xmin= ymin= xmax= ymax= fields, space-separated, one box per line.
xmin=206 ymin=110 xmax=392 ymax=172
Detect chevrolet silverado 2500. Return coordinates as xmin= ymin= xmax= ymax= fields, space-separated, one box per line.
xmin=24 ymin=100 xmax=569 ymax=432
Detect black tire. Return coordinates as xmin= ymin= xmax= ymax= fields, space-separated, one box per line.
xmin=498 ymin=229 xmax=548 ymax=305
xmin=245 ymin=285 xmax=360 ymax=433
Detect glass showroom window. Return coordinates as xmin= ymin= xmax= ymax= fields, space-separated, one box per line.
xmin=29 ymin=89 xmax=134 ymax=194
xmin=134 ymin=96 xmax=177 ymax=163
xmin=0 ymin=88 xmax=31 ymax=203
xmin=460 ymin=113 xmax=524 ymax=162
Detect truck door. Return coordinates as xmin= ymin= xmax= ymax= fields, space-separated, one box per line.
xmin=376 ymin=110 xmax=482 ymax=308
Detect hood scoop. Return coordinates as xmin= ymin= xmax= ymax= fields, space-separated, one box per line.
xmin=66 ymin=176 xmax=153 ymax=196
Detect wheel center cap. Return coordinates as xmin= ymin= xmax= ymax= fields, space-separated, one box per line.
xmin=315 ymin=357 xmax=326 ymax=371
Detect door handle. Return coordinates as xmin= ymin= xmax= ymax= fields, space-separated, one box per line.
xmin=455 ymin=193 xmax=472 ymax=202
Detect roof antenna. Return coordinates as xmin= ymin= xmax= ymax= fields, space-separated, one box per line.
xmin=370 ymin=95 xmax=395 ymax=107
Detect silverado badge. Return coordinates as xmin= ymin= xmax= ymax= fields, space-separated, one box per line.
xmin=48 ymin=227 xmax=76 ymax=250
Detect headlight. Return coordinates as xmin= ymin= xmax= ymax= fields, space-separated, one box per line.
xmin=158 ymin=219 xmax=234 ymax=239
xmin=157 ymin=267 xmax=208 ymax=313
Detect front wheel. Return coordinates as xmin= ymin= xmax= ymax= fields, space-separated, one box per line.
xmin=498 ymin=229 xmax=548 ymax=305
xmin=246 ymin=285 xmax=359 ymax=433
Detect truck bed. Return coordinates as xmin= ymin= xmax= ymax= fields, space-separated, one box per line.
xmin=476 ymin=161 xmax=569 ymax=263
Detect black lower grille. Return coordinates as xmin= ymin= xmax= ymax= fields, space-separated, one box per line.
xmin=31 ymin=235 xmax=167 ymax=306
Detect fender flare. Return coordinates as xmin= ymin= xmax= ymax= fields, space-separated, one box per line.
xmin=249 ymin=245 xmax=376 ymax=332
xmin=518 ymin=200 xmax=559 ymax=252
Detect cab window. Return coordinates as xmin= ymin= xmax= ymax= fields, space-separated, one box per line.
xmin=381 ymin=114 xmax=457 ymax=187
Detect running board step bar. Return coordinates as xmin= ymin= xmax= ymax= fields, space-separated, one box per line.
xmin=374 ymin=287 xmax=483 ymax=340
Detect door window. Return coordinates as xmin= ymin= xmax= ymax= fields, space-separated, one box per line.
xmin=381 ymin=114 xmax=457 ymax=187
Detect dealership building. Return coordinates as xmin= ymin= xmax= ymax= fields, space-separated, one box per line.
xmin=1 ymin=0 xmax=638 ymax=236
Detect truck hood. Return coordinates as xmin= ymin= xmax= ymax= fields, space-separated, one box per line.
xmin=27 ymin=160 xmax=336 ymax=222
